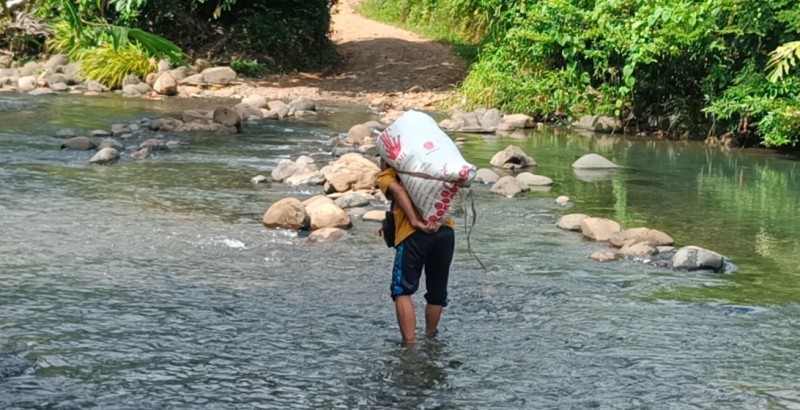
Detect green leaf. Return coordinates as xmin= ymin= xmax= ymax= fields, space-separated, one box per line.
xmin=623 ymin=64 xmax=634 ymax=79
xmin=580 ymin=71 xmax=591 ymax=84
xmin=128 ymin=28 xmax=188 ymax=66
xmin=616 ymin=99 xmax=624 ymax=108
xmin=111 ymin=26 xmax=129 ymax=50
xmin=619 ymin=86 xmax=630 ymax=95
xmin=63 ymin=0 xmax=84 ymax=40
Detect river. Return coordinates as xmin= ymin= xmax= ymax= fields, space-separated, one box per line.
xmin=1 ymin=93 xmax=800 ymax=409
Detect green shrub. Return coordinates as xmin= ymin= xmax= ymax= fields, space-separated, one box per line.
xmin=231 ymin=59 xmax=267 ymax=78
xmin=78 ymin=44 xmax=156 ymax=88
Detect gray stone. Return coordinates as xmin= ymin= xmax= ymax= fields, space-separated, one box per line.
xmin=359 ymin=143 xmax=379 ymax=157
xmin=294 ymin=110 xmax=318 ymax=117
xmin=119 ymin=133 xmax=134 ymax=139
xmin=153 ymin=72 xmax=177 ymax=95
xmin=453 ymin=111 xmax=480 ymax=128
xmin=97 ymin=138 xmax=124 ymax=151
xmin=233 ymin=103 xmax=262 ymax=119
xmin=490 ymin=176 xmax=529 ymax=197
xmin=132 ymin=147 xmax=151 ymax=159
xmin=271 ymin=161 xmax=302 ymax=182
xmin=267 ymin=100 xmax=287 ymax=110
xmin=590 ymin=250 xmax=619 ymax=262
xmin=347 ymin=124 xmax=371 ymax=144
xmin=556 ymin=214 xmax=590 ymax=231
xmin=490 ymin=145 xmax=536 ymax=169
xmin=158 ymin=59 xmax=171 ymax=73
xmin=515 ymin=172 xmax=553 ymax=186
xmin=128 ymin=124 xmax=139 ymax=132
xmin=89 ymin=148 xmax=120 ymax=165
xmin=182 ymin=110 xmax=212 ymax=124
xmin=202 ymin=67 xmax=236 ymax=85
xmin=50 ymin=82 xmax=68 ymax=92
xmin=242 ymin=95 xmax=268 ymax=108
xmin=61 ymin=137 xmax=96 ymax=150
xmin=475 ymin=168 xmax=500 ymax=184
xmin=289 ymin=97 xmax=315 ymax=111
xmin=285 ymin=172 xmax=323 ymax=186
xmin=169 ymin=67 xmax=188 ymax=82
xmin=672 ymin=246 xmax=725 ymax=272
xmin=55 ymin=128 xmax=76 ymax=138
xmin=122 ymin=74 xmax=141 ymax=87
xmin=139 ymin=139 xmax=168 ymax=151
xmin=334 ymin=192 xmax=370 ymax=209
xmin=573 ymin=115 xmax=622 ymax=133
xmin=166 ymin=141 xmax=180 ymax=149
xmin=572 ymin=153 xmax=620 ymax=169
xmin=111 ymin=124 xmax=129 ymax=136
xmin=179 ymin=73 xmax=205 ymax=85
xmin=502 ymin=114 xmax=534 ymax=129
xmin=45 ymin=54 xmax=70 ymax=71
xmin=251 ymin=175 xmax=269 ymax=184
xmin=87 ymin=81 xmax=109 ymax=93
xmin=480 ymin=108 xmax=502 ymax=130
xmin=363 ymin=120 xmax=385 ymax=131
xmin=655 ymin=246 xmax=676 ymax=255
xmin=46 ymin=74 xmax=66 ymax=86
xmin=28 ymin=88 xmax=55 ymax=96
xmin=17 ymin=76 xmax=37 ymax=92
xmin=91 ymin=130 xmax=110 ymax=137
xmin=580 ymin=218 xmax=622 ymax=242
xmin=20 ymin=62 xmax=42 ymax=77
xmin=213 ymin=106 xmax=241 ymax=129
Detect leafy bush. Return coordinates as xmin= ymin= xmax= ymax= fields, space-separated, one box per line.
xmin=364 ymin=0 xmax=800 ymax=147
xmin=231 ymin=59 xmax=267 ymax=78
xmin=77 ymin=43 xmax=156 ymax=89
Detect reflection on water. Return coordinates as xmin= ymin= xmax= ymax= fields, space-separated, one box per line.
xmin=2 ymin=93 xmax=800 ymax=409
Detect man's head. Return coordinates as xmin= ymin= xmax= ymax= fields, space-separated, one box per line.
xmin=380 ymin=158 xmax=390 ymax=171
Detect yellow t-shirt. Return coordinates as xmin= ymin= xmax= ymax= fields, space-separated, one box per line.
xmin=376 ymin=168 xmax=454 ymax=246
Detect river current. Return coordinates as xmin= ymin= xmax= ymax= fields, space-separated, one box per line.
xmin=1 ymin=93 xmax=799 ymax=409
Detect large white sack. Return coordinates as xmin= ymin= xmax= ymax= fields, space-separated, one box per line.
xmin=377 ymin=110 xmax=477 ymax=222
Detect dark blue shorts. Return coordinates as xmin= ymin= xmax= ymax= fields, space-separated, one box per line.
xmin=391 ymin=227 xmax=455 ymax=306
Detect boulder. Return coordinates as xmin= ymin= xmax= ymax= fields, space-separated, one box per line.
xmin=157 ymin=59 xmax=171 ymax=73
xmin=359 ymin=143 xmax=379 ymax=157
xmin=285 ymin=171 xmax=323 ymax=186
xmin=182 ymin=110 xmax=212 ymax=124
xmin=572 ymin=115 xmax=622 ymax=133
xmin=181 ymin=86 xmax=202 ymax=97
xmin=490 ymin=145 xmax=536 ymax=169
xmin=453 ymin=111 xmax=480 ymax=128
xmin=271 ymin=161 xmax=303 ymax=182
xmin=179 ymin=73 xmax=205 ymax=85
xmin=347 ymin=124 xmax=372 ymax=145
xmin=87 ymin=80 xmax=109 ymax=93
xmin=242 ymin=94 xmax=268 ymax=108
xmin=295 ymin=155 xmax=315 ymax=166
xmin=362 ymin=210 xmax=386 ymax=222
xmin=556 ymin=214 xmax=590 ymax=231
xmin=308 ymin=228 xmax=348 ymax=243
xmin=556 ymin=196 xmax=570 ymax=206
xmin=263 ymin=198 xmax=309 ymax=230
xmin=45 ymin=54 xmax=70 ymax=71
xmin=334 ymin=192 xmax=370 ymax=209
xmin=50 ymin=82 xmax=69 ymax=92
xmin=153 ymin=72 xmax=177 ymax=95
xmin=502 ymin=114 xmax=534 ymax=129
xmin=193 ymin=58 xmax=213 ymax=72
xmin=306 ymin=201 xmax=352 ymax=230
xmin=672 ymin=246 xmax=725 ymax=272
xmin=60 ymin=137 xmax=95 ymax=150
xmin=28 ymin=88 xmax=55 ymax=96
xmin=96 ymin=138 xmax=124 ymax=151
xmin=617 ymin=241 xmax=655 ymax=256
xmin=55 ymin=129 xmax=76 ymax=138
xmin=480 ymin=108 xmax=502 ymax=130
xmin=124 ymin=83 xmax=152 ymax=96
xmin=475 ymin=168 xmax=500 ymax=184
xmin=490 ymin=176 xmax=529 ymax=197
xmin=20 ymin=61 xmax=42 ymax=77
xmin=326 ymin=153 xmax=381 ymax=192
xmin=169 ymin=67 xmax=188 ymax=82
xmin=515 ymin=172 xmax=553 ymax=186
xmin=212 ymin=106 xmax=241 ymax=129
xmin=580 ymin=218 xmax=622 ymax=242
xmin=110 ymin=124 xmax=129 ymax=136
xmin=18 ymin=76 xmax=37 ymax=92
xmin=590 ymin=250 xmax=619 ymax=262
xmin=132 ymin=147 xmax=151 ymax=159
xmin=202 ymin=67 xmax=236 ymax=85
xmin=46 ymin=74 xmax=66 ymax=86
xmin=121 ymin=74 xmax=141 ymax=87
xmin=610 ymin=228 xmax=674 ymax=248
xmin=363 ymin=120 xmax=385 ymax=131
xmin=233 ymin=103 xmax=262 ymax=120
xmin=289 ymin=97 xmax=315 ymax=111
xmin=572 ymin=153 xmax=620 ymax=169
xmin=139 ymin=139 xmax=168 ymax=151
xmin=89 ymin=148 xmax=120 ymax=165
xmin=267 ymin=100 xmax=287 ymax=110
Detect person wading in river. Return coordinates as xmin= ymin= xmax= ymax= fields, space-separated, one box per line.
xmin=377 ymin=158 xmax=456 ymax=345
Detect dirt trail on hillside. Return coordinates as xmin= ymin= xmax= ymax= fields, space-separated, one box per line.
xmin=242 ymin=0 xmax=467 ymax=109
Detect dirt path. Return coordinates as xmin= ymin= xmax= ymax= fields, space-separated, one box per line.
xmin=236 ymin=0 xmax=467 ymax=110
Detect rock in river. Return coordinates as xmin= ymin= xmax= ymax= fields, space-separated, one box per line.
xmin=515 ymin=172 xmax=553 ymax=186
xmin=362 ymin=210 xmax=386 ymax=222
xmin=610 ymin=227 xmax=674 ymax=248
xmin=263 ymin=198 xmax=309 ymax=230
xmin=96 ymin=138 xmax=124 ymax=151
xmin=475 ymin=168 xmax=500 ymax=184
xmin=557 ymin=214 xmax=589 ymax=231
xmin=490 ymin=145 xmax=536 ymax=169
xmin=89 ymin=148 xmax=120 ymax=165
xmin=347 ymin=124 xmax=371 ymax=145
xmin=303 ymin=196 xmax=352 ymax=230
xmin=334 ymin=192 xmax=370 ymax=209
xmin=572 ymin=115 xmax=622 ymax=133
xmin=590 ymin=250 xmax=619 ymax=262
xmin=202 ymin=67 xmax=237 ymax=85
xmin=672 ymin=246 xmax=725 ymax=272
xmin=580 ymin=217 xmax=622 ymax=242
xmin=308 ymin=228 xmax=348 ymax=243
xmin=61 ymin=137 xmax=96 ymax=150
xmin=139 ymin=139 xmax=168 ymax=151
xmin=572 ymin=153 xmax=619 ymax=169
xmin=490 ymin=176 xmax=529 ymax=197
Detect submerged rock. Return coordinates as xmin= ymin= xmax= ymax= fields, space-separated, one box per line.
xmin=55 ymin=128 xmax=76 ymax=138
xmin=347 ymin=124 xmax=371 ymax=145
xmin=334 ymin=192 xmax=370 ymax=209
xmin=263 ymin=198 xmax=309 ymax=230
xmin=557 ymin=214 xmax=589 ymax=231
xmin=556 ymin=196 xmax=571 ymax=206
xmin=672 ymin=246 xmax=725 ymax=272
xmin=590 ymin=250 xmax=619 ymax=262
xmin=572 ymin=153 xmax=619 ymax=169
xmin=515 ymin=172 xmax=553 ymax=186
xmin=139 ymin=139 xmax=168 ymax=151
xmin=61 ymin=137 xmax=95 ymax=150
xmin=475 ymin=168 xmax=500 ymax=184
xmin=251 ymin=175 xmax=269 ymax=184
xmin=28 ymin=88 xmax=55 ymax=96
xmin=580 ymin=217 xmax=622 ymax=242
xmin=213 ymin=106 xmax=241 ymax=130
xmin=490 ymin=176 xmax=529 ymax=197
xmin=610 ymin=227 xmax=674 ymax=248
xmin=96 ymin=138 xmax=124 ymax=151
xmin=308 ymin=228 xmax=347 ymax=243
xmin=131 ymin=147 xmax=151 ymax=159
xmin=89 ymin=148 xmax=119 ymax=164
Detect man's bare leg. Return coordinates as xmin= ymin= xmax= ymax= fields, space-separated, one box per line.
xmin=395 ymin=295 xmax=416 ymax=344
xmin=425 ymin=304 xmax=443 ymax=336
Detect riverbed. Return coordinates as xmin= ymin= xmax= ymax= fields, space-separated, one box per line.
xmin=2 ymin=93 xmax=800 ymax=409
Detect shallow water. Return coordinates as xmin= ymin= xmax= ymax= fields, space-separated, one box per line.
xmin=1 ymin=93 xmax=800 ymax=409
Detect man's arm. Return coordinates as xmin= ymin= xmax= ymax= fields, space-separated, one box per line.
xmin=387 ymin=181 xmax=439 ymax=233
